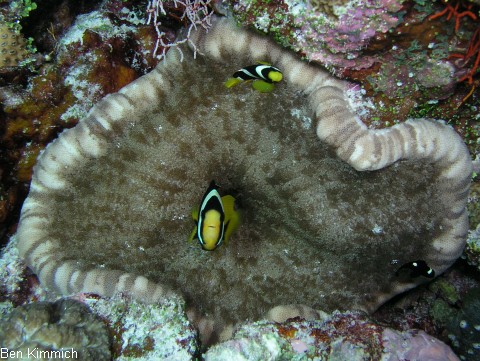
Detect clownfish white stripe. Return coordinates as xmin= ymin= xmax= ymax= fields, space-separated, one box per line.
xmin=197 ymin=181 xmax=225 ymax=250
xmin=233 ymin=64 xmax=281 ymax=83
xmin=188 ymin=180 xmax=241 ymax=251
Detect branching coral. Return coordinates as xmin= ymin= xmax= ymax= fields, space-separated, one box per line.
xmin=146 ymin=0 xmax=214 ymax=59
xmin=451 ymin=27 xmax=480 ymax=85
xmin=429 ymin=0 xmax=480 ymax=96
xmin=429 ymin=0 xmax=477 ymax=32
xmin=15 ymin=15 xmax=472 ymax=343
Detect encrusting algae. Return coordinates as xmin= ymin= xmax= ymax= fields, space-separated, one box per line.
xmin=14 ymin=15 xmax=472 ymax=343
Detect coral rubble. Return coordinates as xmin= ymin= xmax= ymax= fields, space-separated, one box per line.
xmin=465 ymin=224 xmax=480 ymax=271
xmin=83 ymin=295 xmax=198 ymax=360
xmin=0 ymin=298 xmax=111 ymax=360
xmin=204 ymin=310 xmax=460 ymax=360
xmin=447 ymin=287 xmax=480 ymax=361
xmin=0 ymin=242 xmax=198 ymax=359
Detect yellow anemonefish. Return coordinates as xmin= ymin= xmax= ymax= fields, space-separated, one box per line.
xmin=188 ymin=181 xmax=240 ymax=251
xmin=224 ymin=62 xmax=283 ymax=93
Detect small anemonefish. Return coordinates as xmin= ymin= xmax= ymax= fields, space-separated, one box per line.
xmin=395 ymin=260 xmax=435 ymax=279
xmin=224 ymin=62 xmax=283 ymax=93
xmin=188 ymin=181 xmax=240 ymax=251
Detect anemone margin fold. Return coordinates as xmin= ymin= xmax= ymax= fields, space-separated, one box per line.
xmin=16 ymin=16 xmax=472 ymax=316
xmin=189 ymin=16 xmax=472 ymax=308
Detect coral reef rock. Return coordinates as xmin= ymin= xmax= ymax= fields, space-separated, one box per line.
xmin=231 ymin=0 xmax=407 ymax=70
xmin=83 ymin=294 xmax=198 ymax=360
xmin=466 ymin=224 xmax=480 ymax=271
xmin=0 ymin=298 xmax=111 ymax=360
xmin=16 ymin=15 xmax=472 ymax=341
xmin=0 ymin=237 xmax=47 ymax=313
xmin=0 ymin=23 xmax=28 ymax=68
xmin=204 ymin=310 xmax=460 ymax=360
xmin=447 ymin=288 xmax=480 ymax=361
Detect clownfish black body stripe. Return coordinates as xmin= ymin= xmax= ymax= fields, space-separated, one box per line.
xmin=188 ymin=180 xmax=241 ymax=251
xmin=232 ymin=64 xmax=281 ymax=83
xmin=197 ymin=181 xmax=225 ymax=250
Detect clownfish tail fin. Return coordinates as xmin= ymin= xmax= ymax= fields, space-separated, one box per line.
xmin=188 ymin=224 xmax=198 ymax=243
xmin=221 ymin=195 xmax=241 ymax=243
xmin=225 ymin=78 xmax=242 ymax=88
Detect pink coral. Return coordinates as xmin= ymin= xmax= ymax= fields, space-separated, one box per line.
xmin=231 ymin=0 xmax=406 ymax=70
xmin=382 ymin=328 xmax=460 ymax=361
xmin=205 ymin=311 xmax=460 ymax=359
xmin=290 ymin=339 xmax=309 ymax=353
xmin=298 ymin=1 xmax=405 ymax=69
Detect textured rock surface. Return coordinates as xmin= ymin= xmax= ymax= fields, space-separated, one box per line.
xmin=15 ymin=15 xmax=472 ymax=342
xmin=231 ymin=0 xmax=407 ymax=70
xmin=0 ymin=298 xmax=111 ymax=360
xmin=204 ymin=310 xmax=460 ymax=360
xmin=0 ymin=242 xmax=197 ymax=360
xmin=466 ymin=224 xmax=480 ymax=271
xmin=446 ymin=287 xmax=480 ymax=361
xmin=82 ymin=294 xmax=198 ymax=360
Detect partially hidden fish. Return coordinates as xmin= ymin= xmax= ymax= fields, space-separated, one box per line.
xmin=395 ymin=260 xmax=435 ymax=279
